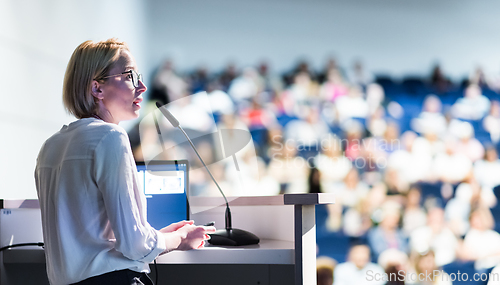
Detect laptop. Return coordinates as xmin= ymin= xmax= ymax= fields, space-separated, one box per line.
xmin=135 ymin=160 xmax=189 ymax=229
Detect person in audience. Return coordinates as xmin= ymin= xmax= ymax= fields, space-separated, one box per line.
xmin=432 ymin=137 xmax=473 ymax=184
xmin=388 ymin=131 xmax=434 ymax=185
xmin=218 ymin=61 xmax=239 ymax=92
xmin=267 ymin=140 xmax=309 ymax=194
xmin=366 ymin=83 xmax=386 ymax=115
xmin=459 ymin=207 xmax=500 ymax=271
xmin=412 ymin=129 xmax=445 ymax=161
xmin=367 ymin=105 xmax=388 ymax=138
xmin=239 ymin=95 xmax=279 ymax=155
xmin=444 ymin=174 xmax=491 ymax=236
xmin=206 ymin=86 xmax=235 ymax=116
xmin=285 ymin=71 xmax=320 ymax=110
xmin=331 ymin=168 xmax=370 ymax=209
xmin=483 ymin=100 xmax=500 ymax=144
xmin=166 ymin=93 xmax=216 ymax=133
xmin=452 ymin=121 xmax=485 ymax=162
xmin=334 ymin=244 xmax=385 ymax=285
xmin=368 ymin=182 xmax=390 ymax=215
xmin=407 ymin=251 xmax=452 ymax=285
xmin=474 ymin=146 xmax=500 ymax=194
xmin=402 ymin=186 xmax=427 ymax=235
xmin=150 ymin=59 xmax=188 ymax=104
xmin=377 ymin=248 xmax=410 ymax=285
xmin=262 ymin=126 xmax=285 ymax=163
xmin=256 ymin=61 xmax=273 ymax=92
xmin=357 ymin=133 xmax=388 ymax=186
xmin=317 ymin=256 xmax=337 ymax=285
xmin=347 ymin=59 xmax=374 ymax=90
xmin=335 ymin=85 xmax=370 ymax=124
xmin=308 ymin=166 xmax=322 ymax=194
xmin=343 ymin=120 xmax=366 ymax=161
xmin=384 ymin=167 xmax=411 ymax=197
xmin=317 ymin=57 xmax=343 ymax=84
xmin=411 ymin=95 xmax=447 ymax=138
xmin=343 ymin=196 xmax=374 ymax=238
xmin=284 ymin=105 xmax=331 ymax=158
xmin=343 ymin=182 xmax=387 ymax=237
xmin=314 ymin=135 xmax=353 ymax=190
xmin=320 ymin=68 xmax=349 ymax=103
xmin=429 ymin=64 xmax=452 ymax=94
xmin=410 ymin=207 xmax=459 ymax=267
xmin=227 ymin=67 xmax=262 ymax=104
xmin=368 ymin=201 xmax=409 ymax=260
xmin=469 ymin=66 xmax=489 ymax=89
xmin=451 ymin=83 xmax=490 ymax=120
xmin=287 ymin=59 xmax=317 ymax=84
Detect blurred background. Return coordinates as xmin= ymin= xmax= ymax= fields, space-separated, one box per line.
xmin=3 ymin=0 xmax=500 ymax=283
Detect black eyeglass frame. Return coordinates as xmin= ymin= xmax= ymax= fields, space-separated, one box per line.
xmin=99 ymin=70 xmax=143 ymax=88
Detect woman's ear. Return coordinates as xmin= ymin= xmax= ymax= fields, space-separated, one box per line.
xmin=91 ymin=80 xmax=104 ymax=100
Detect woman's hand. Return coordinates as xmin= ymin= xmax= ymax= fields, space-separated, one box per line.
xmin=159 ymin=220 xmax=194 ymax=233
xmin=161 ymin=223 xmax=216 ymax=253
xmin=174 ymin=224 xmax=217 ymax=250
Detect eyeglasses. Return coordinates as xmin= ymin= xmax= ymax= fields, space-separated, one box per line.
xmin=100 ymin=70 xmax=143 ymax=88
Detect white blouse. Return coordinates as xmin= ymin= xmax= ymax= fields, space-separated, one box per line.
xmin=35 ymin=118 xmax=166 ymax=285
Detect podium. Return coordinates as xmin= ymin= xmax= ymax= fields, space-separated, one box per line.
xmin=157 ymin=193 xmax=335 ymax=285
xmin=0 ymin=193 xmax=334 ymax=285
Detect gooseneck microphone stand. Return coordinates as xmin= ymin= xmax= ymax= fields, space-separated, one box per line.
xmin=155 ymin=102 xmax=259 ymax=246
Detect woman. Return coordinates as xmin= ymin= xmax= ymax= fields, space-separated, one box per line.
xmin=35 ymin=38 xmax=215 ymax=285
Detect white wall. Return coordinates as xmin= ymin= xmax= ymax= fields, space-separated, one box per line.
xmin=0 ymin=0 xmax=147 ymax=199
xmin=146 ymin=0 xmax=500 ymax=79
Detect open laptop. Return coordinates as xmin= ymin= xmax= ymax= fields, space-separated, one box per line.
xmin=135 ymin=160 xmax=189 ymax=229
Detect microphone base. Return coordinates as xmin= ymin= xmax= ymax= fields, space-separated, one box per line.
xmin=208 ymin=228 xmax=260 ymax=246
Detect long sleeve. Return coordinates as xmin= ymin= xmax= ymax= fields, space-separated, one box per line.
xmin=93 ymin=129 xmax=166 ymax=262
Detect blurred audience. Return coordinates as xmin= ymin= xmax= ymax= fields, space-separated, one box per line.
xmin=459 ymin=207 xmax=500 ymax=271
xmin=142 ymin=57 xmax=500 ymax=282
xmin=410 ymin=207 xmax=459 ymax=267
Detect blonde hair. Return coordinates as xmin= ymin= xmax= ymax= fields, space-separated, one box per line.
xmin=63 ymin=38 xmax=129 ymax=118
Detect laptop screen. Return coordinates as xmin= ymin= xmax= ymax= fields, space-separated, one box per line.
xmin=136 ymin=160 xmax=189 ymax=229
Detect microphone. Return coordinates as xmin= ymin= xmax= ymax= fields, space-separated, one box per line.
xmin=155 ymin=101 xmax=259 ymax=246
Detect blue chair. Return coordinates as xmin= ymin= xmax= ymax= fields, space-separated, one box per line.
xmin=375 ymin=76 xmax=402 ymax=99
xmin=491 ymin=186 xmax=500 ymax=233
xmin=316 ymin=231 xmax=352 ymax=263
xmin=316 ymin=204 xmax=330 ymax=239
xmin=418 ymin=182 xmax=446 ymax=207
xmin=401 ymin=77 xmax=430 ymax=97
xmin=276 ymin=114 xmax=298 ymax=127
xmin=442 ymin=261 xmax=484 ymax=285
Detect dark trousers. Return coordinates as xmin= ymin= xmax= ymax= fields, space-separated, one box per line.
xmin=71 ymin=269 xmax=154 ymax=285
